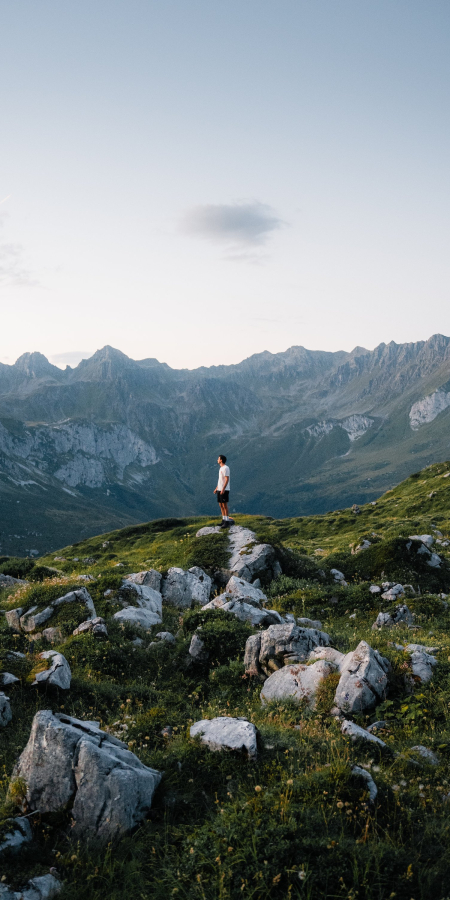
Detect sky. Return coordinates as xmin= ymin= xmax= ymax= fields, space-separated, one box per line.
xmin=1 ymin=0 xmax=450 ymax=370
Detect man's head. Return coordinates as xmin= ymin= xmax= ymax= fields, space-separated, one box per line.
xmin=218 ymin=454 xmax=227 ymax=466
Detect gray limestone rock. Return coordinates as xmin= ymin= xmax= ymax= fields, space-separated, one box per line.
xmin=297 ymin=616 xmax=323 ymax=630
xmin=188 ymin=633 xmax=209 ymax=661
xmin=0 ymin=874 xmax=62 ymax=900
xmin=114 ymin=607 xmax=162 ymax=629
xmin=42 ymin=627 xmax=64 ymax=643
xmin=410 ymin=745 xmax=439 ymax=765
xmin=11 ymin=710 xmax=161 ymax=843
xmin=0 ymin=573 xmax=25 ymax=588
xmin=409 ymin=534 xmax=434 ymax=547
xmin=155 ymin=631 xmax=175 ymax=643
xmin=34 ymin=651 xmax=71 ymax=690
xmin=196 ymin=526 xmax=221 ymax=536
xmin=351 ymin=766 xmax=377 ymax=803
xmin=260 ymin=659 xmax=334 ymax=708
xmin=0 ymin=673 xmax=19 ymax=687
xmin=118 ymin=581 xmax=163 ymax=617
xmin=125 ymin=569 xmax=162 ymax=591
xmin=369 ymin=585 xmax=381 ymax=594
xmin=372 ymin=603 xmax=414 ymax=630
xmin=381 ymin=584 xmax=405 ymax=601
xmin=0 ymin=816 xmax=32 ymax=858
xmin=20 ymin=605 xmax=54 ymax=633
xmin=409 ymin=649 xmax=437 ymax=683
xmin=190 ymin=716 xmax=258 ymax=759
xmin=227 ymin=526 xmax=277 ymax=582
xmin=225 ymin=575 xmax=267 ymax=604
xmin=161 ymin=567 xmax=212 ymax=608
xmin=330 ymin=568 xmax=347 ymax=586
xmin=334 ymin=641 xmax=390 ymax=714
xmin=203 ymin=595 xmax=280 ymax=627
xmin=244 ymin=623 xmax=330 ymax=678
xmin=5 ymin=607 xmax=23 ymax=631
xmin=52 ymin=587 xmax=97 ymax=618
xmin=307 ymin=646 xmax=345 ymax=668
xmin=0 ymin=692 xmax=12 ymax=726
xmin=341 ymin=719 xmax=388 ymax=750
xmin=73 ymin=617 xmax=108 ymax=638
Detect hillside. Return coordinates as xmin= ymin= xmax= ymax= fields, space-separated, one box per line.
xmin=1 ymin=334 xmax=450 ymax=555
xmin=1 ymin=463 xmax=450 ymax=899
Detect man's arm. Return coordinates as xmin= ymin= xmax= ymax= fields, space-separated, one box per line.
xmin=221 ymin=475 xmax=229 ymax=491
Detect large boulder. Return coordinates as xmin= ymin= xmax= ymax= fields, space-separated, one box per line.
xmin=118 ymin=581 xmax=163 ymax=617
xmin=73 ymin=617 xmax=108 ymax=638
xmin=114 ymin=607 xmax=162 ymax=629
xmin=334 ymin=641 xmax=390 ymax=714
xmin=190 ymin=716 xmax=258 ymax=759
xmin=225 ymin=575 xmax=267 ymax=604
xmin=33 ymin=651 xmax=71 ymax=690
xmin=5 ymin=608 xmax=23 ymax=632
xmin=409 ymin=648 xmax=437 ymax=684
xmin=372 ymin=603 xmax=414 ymax=630
xmin=161 ymin=567 xmax=211 ymax=608
xmin=203 ymin=595 xmax=282 ymax=627
xmin=0 ymin=573 xmax=26 ymax=588
xmin=227 ymin=526 xmax=280 ymax=582
xmin=0 ymin=693 xmax=12 ymax=726
xmin=244 ymin=623 xmax=330 ymax=678
xmin=10 ymin=711 xmax=161 ymax=843
xmin=261 ymin=660 xmax=334 ymax=708
xmin=126 ymin=569 xmax=162 ymax=591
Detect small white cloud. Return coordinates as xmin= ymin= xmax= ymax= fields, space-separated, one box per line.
xmin=49 ymin=350 xmax=94 ymax=369
xmin=181 ymin=201 xmax=284 ymax=247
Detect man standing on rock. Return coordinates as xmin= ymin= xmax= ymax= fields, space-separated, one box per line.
xmin=214 ymin=455 xmax=234 ymax=528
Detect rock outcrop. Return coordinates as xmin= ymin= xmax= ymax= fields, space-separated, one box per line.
xmin=260 ymin=659 xmax=334 ymax=708
xmin=190 ymin=717 xmax=258 ymax=759
xmin=11 ymin=711 xmax=161 ymax=843
xmin=334 ymin=641 xmax=390 ymax=714
xmin=244 ymin=623 xmax=331 ymax=678
xmin=196 ymin=525 xmax=281 ymax=583
xmin=33 ymin=651 xmax=71 ymax=690
xmin=161 ymin=567 xmax=211 ymax=608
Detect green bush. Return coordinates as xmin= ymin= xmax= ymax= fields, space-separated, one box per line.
xmin=185 ymin=534 xmax=229 ymax=572
xmin=0 ymin=557 xmax=35 ymax=579
xmin=325 ymin=537 xmax=450 ymax=591
xmin=182 ymin=608 xmax=252 ymax=665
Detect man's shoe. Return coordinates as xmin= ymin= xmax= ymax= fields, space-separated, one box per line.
xmin=220 ymin=521 xmax=229 ymax=528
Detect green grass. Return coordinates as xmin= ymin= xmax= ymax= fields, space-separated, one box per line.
xmin=1 ymin=462 xmax=450 ymax=899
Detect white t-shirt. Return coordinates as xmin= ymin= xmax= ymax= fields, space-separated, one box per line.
xmin=217 ymin=465 xmax=230 ymax=492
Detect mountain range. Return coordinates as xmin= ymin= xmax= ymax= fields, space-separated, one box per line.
xmin=1 ymin=333 xmax=450 ymax=555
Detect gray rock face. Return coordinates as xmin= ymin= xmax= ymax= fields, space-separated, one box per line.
xmin=341 ymin=719 xmax=387 ymax=750
xmin=196 ymin=526 xmax=222 ymax=536
xmin=0 ymin=873 xmax=62 ymax=900
xmin=0 ymin=673 xmax=19 ymax=687
xmin=126 ymin=569 xmax=162 ymax=591
xmin=227 ymin=526 xmax=278 ymax=582
xmin=380 ymin=583 xmax=405 ymax=601
xmin=73 ymin=617 xmax=108 ymax=638
xmin=409 ymin=649 xmax=437 ymax=683
xmin=11 ymin=711 xmax=161 ymax=843
xmin=334 ymin=641 xmax=390 ymax=714
xmin=372 ymin=604 xmax=414 ymax=630
xmin=118 ymin=581 xmax=163 ymax=617
xmin=161 ymin=567 xmax=212 ymax=608
xmin=0 ymin=692 xmax=12 ymax=726
xmin=42 ymin=627 xmax=64 ymax=643
xmin=155 ymin=631 xmax=175 ymax=643
xmin=260 ymin=659 xmax=334 ymax=707
xmin=0 ymin=573 xmax=25 ymax=588
xmin=244 ymin=623 xmax=330 ymax=678
xmin=0 ymin=816 xmax=32 ymax=858
xmin=330 ymin=568 xmax=347 ymax=584
xmin=307 ymin=646 xmax=345 ymax=668
xmin=34 ymin=651 xmax=71 ymax=690
xmin=114 ymin=606 xmax=162 ymax=629
xmin=188 ymin=633 xmax=209 ymax=661
xmin=351 ymin=766 xmax=377 ymax=803
xmin=20 ymin=605 xmax=54 ymax=632
xmin=53 ymin=586 xmax=97 ymax=617
xmin=190 ymin=716 xmax=258 ymax=759
xmin=5 ymin=607 xmax=23 ymax=631
xmin=411 ymin=745 xmax=439 ymax=765
xmin=225 ymin=575 xmax=267 ymax=604
xmin=203 ymin=594 xmax=281 ymax=627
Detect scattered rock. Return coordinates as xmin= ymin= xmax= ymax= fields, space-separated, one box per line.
xmin=34 ymin=651 xmax=71 ymax=690
xmin=297 ymin=616 xmax=322 ymax=629
xmin=11 ymin=710 xmax=162 ymax=843
xmin=161 ymin=567 xmax=212 ymax=608
xmin=352 ymin=505 xmax=361 ymax=515
xmin=330 ymin=568 xmax=347 ymax=586
xmin=119 ymin=580 xmax=163 ymax=617
xmin=82 ymin=557 xmax=96 ymax=565
xmin=0 ymin=874 xmax=62 ymax=899
xmin=372 ymin=603 xmax=414 ymax=630
xmin=341 ymin=719 xmax=388 ymax=750
xmin=225 ymin=575 xmax=267 ymax=604
xmin=190 ymin=716 xmax=258 ymax=759
xmin=5 ymin=607 xmax=23 ymax=632
xmin=381 ymin=584 xmax=405 ymax=601
xmin=351 ymin=765 xmax=377 ymax=803
xmin=409 ymin=534 xmax=434 ymax=547
xmin=73 ymin=617 xmax=108 ymax=638
xmin=42 ymin=627 xmax=64 ymax=643
xmin=155 ymin=631 xmax=175 ymax=643
xmin=0 ymin=673 xmax=19 ymax=687
xmin=0 ymin=816 xmax=32 ymax=858
xmin=260 ymin=659 xmax=334 ymax=708
xmin=244 ymin=623 xmax=331 ymax=678
xmin=369 ymin=585 xmax=381 ymax=594
xmin=126 ymin=569 xmax=162 ymax=591
xmin=354 ymin=540 xmax=371 ymax=552
xmin=203 ymin=594 xmax=281 ymax=627
xmin=188 ymin=633 xmax=208 ymax=661
xmin=196 ymin=526 xmax=221 ymax=536
xmin=409 ymin=648 xmax=437 ymax=684
xmin=114 ymin=607 xmax=162 ymax=629
xmin=20 ymin=605 xmax=54 ymax=633
xmin=410 ymin=745 xmax=439 ymax=765
xmin=366 ymin=720 xmax=387 ymax=733
xmin=0 ymin=693 xmax=12 ymax=726
xmin=334 ymin=641 xmax=390 ymax=714
xmin=0 ymin=573 xmax=26 ymax=588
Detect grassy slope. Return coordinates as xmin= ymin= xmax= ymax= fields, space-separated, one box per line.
xmin=1 ymin=462 xmax=450 ymax=899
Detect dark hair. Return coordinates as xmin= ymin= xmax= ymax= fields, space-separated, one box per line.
xmin=218 ymin=454 xmax=227 ymax=463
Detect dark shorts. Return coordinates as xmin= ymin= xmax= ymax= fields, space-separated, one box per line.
xmin=217 ymin=490 xmax=229 ymax=503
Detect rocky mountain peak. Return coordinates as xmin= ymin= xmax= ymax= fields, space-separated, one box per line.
xmin=13 ymin=352 xmax=61 ymax=379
